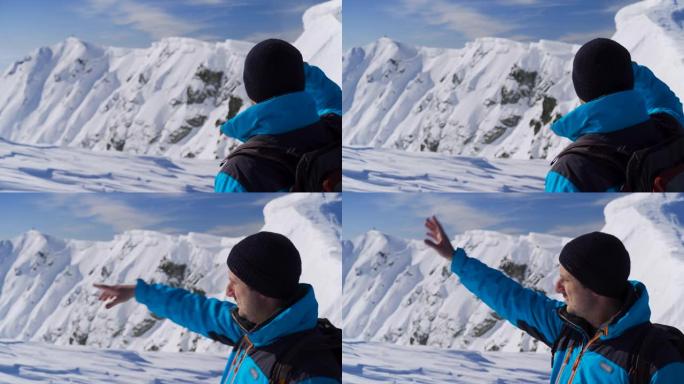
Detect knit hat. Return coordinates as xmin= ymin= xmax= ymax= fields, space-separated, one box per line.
xmin=243 ymin=39 xmax=305 ymax=103
xmin=559 ymin=232 xmax=630 ymax=299
xmin=227 ymin=231 xmax=301 ymax=300
xmin=572 ymin=38 xmax=634 ymax=102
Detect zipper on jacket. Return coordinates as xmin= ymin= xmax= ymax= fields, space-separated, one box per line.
xmin=566 ymin=327 xmax=607 ymax=384
xmin=228 ymin=336 xmax=254 ymax=384
xmin=553 ymin=339 xmax=575 ymax=384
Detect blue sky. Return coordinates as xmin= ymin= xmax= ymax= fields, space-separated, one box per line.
xmin=0 ymin=0 xmax=320 ymax=70
xmin=344 ymin=0 xmax=638 ymax=51
xmin=342 ymin=193 xmax=626 ymax=241
xmin=0 ymin=193 xmax=288 ymax=241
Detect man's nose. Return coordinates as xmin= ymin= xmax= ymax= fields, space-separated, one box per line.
xmin=554 ymin=280 xmax=564 ymax=294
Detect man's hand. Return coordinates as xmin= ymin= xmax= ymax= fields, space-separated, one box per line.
xmin=94 ymin=283 xmax=136 ymax=309
xmin=424 ymin=216 xmax=455 ymax=261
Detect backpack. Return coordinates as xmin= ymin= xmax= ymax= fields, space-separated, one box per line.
xmin=553 ymin=137 xmax=684 ymax=192
xmin=269 ymin=318 xmax=342 ymax=384
xmin=628 ymin=323 xmax=684 ymax=384
xmin=553 ymin=123 xmax=684 ymax=192
xmin=224 ymin=121 xmax=341 ymax=192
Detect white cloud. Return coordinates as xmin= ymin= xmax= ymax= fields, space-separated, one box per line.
xmin=82 ymin=0 xmax=205 ymax=39
xmin=242 ymin=27 xmax=302 ymax=44
xmin=395 ymin=0 xmax=519 ymax=39
xmin=207 ymin=222 xmax=263 ymax=237
xmin=36 ymin=194 xmax=169 ymax=233
xmin=558 ymin=28 xmax=616 ymax=44
xmin=378 ymin=194 xmax=510 ymax=237
xmin=547 ymin=220 xmax=605 ymax=238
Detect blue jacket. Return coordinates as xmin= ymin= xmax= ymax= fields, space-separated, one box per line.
xmin=215 ymin=63 xmax=342 ymax=193
xmin=450 ymin=248 xmax=684 ymax=383
xmin=546 ymin=63 xmax=684 ymax=192
xmin=135 ymin=280 xmax=340 ymax=383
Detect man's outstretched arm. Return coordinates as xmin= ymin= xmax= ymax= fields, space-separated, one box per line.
xmin=94 ymin=281 xmax=246 ymax=345
xmin=425 ymin=216 xmax=565 ymax=347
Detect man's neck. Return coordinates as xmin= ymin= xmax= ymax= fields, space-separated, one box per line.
xmin=586 ymin=299 xmax=623 ymax=329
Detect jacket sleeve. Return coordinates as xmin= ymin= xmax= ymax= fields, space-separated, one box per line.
xmin=304 ymin=63 xmax=341 ymax=117
xmin=450 ymin=248 xmax=564 ymax=347
xmin=545 ymin=170 xmax=580 ymax=193
xmin=135 ymin=279 xmax=245 ymax=344
xmin=215 ymin=172 xmax=247 ymax=193
xmin=632 ymin=62 xmax=684 ymax=127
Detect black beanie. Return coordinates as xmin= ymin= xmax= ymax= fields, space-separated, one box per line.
xmin=559 ymin=232 xmax=630 ymax=299
xmin=227 ymin=231 xmax=301 ymax=300
xmin=243 ymin=39 xmax=305 ymax=103
xmin=572 ymin=38 xmax=634 ymax=102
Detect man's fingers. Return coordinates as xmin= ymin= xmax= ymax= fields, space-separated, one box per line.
xmin=105 ymin=297 xmax=123 ymax=309
xmin=424 ymin=239 xmax=439 ymax=249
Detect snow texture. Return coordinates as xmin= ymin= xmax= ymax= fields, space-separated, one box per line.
xmin=0 ymin=138 xmax=216 ymax=192
xmin=343 ymin=146 xmax=548 ymax=192
xmin=0 ymin=1 xmax=340 ymax=192
xmin=0 ymin=193 xmax=341 ymax=354
xmin=342 ymin=194 xmax=684 ymax=353
xmin=343 ymin=340 xmax=550 ymax=384
xmin=0 ymin=340 xmax=225 ymax=384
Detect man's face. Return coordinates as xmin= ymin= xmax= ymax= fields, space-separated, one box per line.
xmin=555 ymin=265 xmax=597 ymax=318
xmin=226 ymin=271 xmax=261 ymax=321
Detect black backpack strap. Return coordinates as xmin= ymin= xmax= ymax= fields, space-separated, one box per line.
xmin=628 ymin=323 xmax=653 ymax=384
xmin=552 ymin=135 xmax=631 ymax=173
xmin=628 ymin=323 xmax=684 ymax=384
xmin=270 ymin=319 xmax=341 ymax=383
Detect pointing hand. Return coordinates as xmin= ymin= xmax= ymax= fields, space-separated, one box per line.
xmin=93 ymin=283 xmax=136 ymax=309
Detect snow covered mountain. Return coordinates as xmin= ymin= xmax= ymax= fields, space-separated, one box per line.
xmin=342 ymin=194 xmax=684 ymax=352
xmin=0 ymin=193 xmax=341 ymax=353
xmin=0 ymin=0 xmax=340 ymax=160
xmin=343 ymin=0 xmax=684 ymax=160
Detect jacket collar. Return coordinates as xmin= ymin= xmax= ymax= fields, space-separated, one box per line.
xmin=551 ymin=90 xmax=650 ymax=142
xmin=600 ymin=281 xmax=650 ymax=340
xmin=236 ymin=284 xmax=319 ymax=347
xmin=220 ymin=91 xmax=320 ymax=142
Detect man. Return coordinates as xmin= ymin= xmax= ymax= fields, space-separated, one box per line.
xmin=94 ymin=231 xmax=341 ymax=384
xmin=215 ymin=39 xmax=342 ymax=192
xmin=424 ymin=216 xmax=683 ymax=383
xmin=546 ymin=38 xmax=684 ymax=192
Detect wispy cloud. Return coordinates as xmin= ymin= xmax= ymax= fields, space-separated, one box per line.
xmin=547 ymin=220 xmax=605 ymax=238
xmin=184 ymin=0 xmax=245 ymax=5
xmin=377 ymin=194 xmax=510 ymax=237
xmin=394 ymin=0 xmax=519 ymax=39
xmin=82 ymin=0 xmax=205 ymax=39
xmin=35 ymin=194 xmax=171 ymax=233
xmin=242 ymin=27 xmax=302 ymax=43
xmin=207 ymin=221 xmax=264 ymax=237
xmin=558 ymin=27 xmax=616 ymax=44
